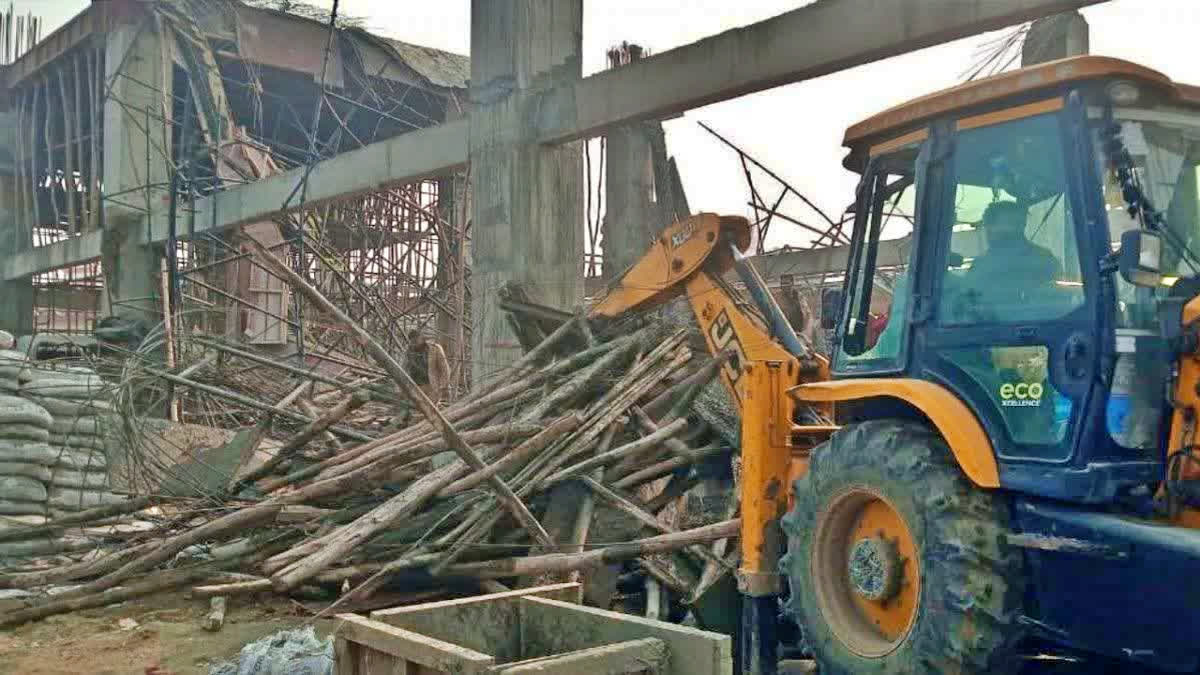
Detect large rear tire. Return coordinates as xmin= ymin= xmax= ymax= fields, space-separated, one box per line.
xmin=780 ymin=420 xmax=1024 ymax=674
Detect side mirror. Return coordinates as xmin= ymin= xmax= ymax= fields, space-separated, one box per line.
xmin=820 ymin=289 xmax=843 ymax=330
xmin=1119 ymin=230 xmax=1164 ymax=287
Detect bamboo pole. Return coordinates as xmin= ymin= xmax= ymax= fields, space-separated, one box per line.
xmin=580 ymin=476 xmax=728 ymax=569
xmin=247 ymin=238 xmax=554 ymax=567
xmin=234 ymin=390 xmax=370 ymax=487
xmin=138 ymin=364 xmax=372 ymax=442
xmin=540 ymin=418 xmax=688 ymax=488
xmin=613 ymin=444 xmax=728 ymax=490
xmin=438 ymin=519 xmax=739 ymax=580
xmin=436 ymin=413 xmax=583 ymax=498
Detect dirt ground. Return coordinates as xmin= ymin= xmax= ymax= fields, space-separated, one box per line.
xmin=0 ymin=591 xmax=336 ymax=675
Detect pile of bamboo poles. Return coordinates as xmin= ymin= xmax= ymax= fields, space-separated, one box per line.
xmin=0 ymin=243 xmax=742 ymax=627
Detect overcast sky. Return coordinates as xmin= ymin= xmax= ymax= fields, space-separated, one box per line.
xmin=14 ymin=0 xmax=1200 ymax=249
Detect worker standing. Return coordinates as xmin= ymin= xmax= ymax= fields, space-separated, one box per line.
xmin=406 ymin=329 xmax=451 ymax=406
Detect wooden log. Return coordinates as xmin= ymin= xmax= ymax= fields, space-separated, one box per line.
xmin=430 ymin=336 xmax=687 ymax=575
xmin=0 ymin=566 xmax=218 ymax=628
xmin=0 ymin=495 xmax=159 ymax=543
xmin=613 ymin=444 xmax=728 ymax=490
xmin=430 ymin=347 xmax=686 ymax=574
xmin=140 ymin=364 xmax=373 ymax=442
xmin=306 ymin=422 xmax=543 ymax=490
xmin=249 ymin=237 xmax=553 ymax=561
xmin=480 ymin=314 xmax=584 ymax=392
xmin=321 ymin=338 xmax=619 ymax=474
xmin=644 ymin=474 xmax=701 ymax=515
xmin=580 ymin=476 xmax=728 ymax=570
xmin=269 ymin=425 xmax=548 ymax=591
xmin=519 ymin=338 xmax=639 ymax=422
xmin=440 ymin=519 xmax=739 ymax=579
xmin=299 ymin=399 xmax=343 ymax=452
xmin=236 ymin=390 xmax=370 ymax=488
xmin=203 ymin=596 xmax=227 ymax=632
xmin=0 ymin=540 xmax=156 ymax=590
xmin=39 ymin=504 xmax=282 ymax=606
xmin=539 ymin=418 xmax=688 ymax=488
xmin=639 ymin=557 xmax=692 ymax=597
xmin=436 ymin=414 xmax=582 ymax=498
xmin=642 ymin=352 xmax=729 ymax=420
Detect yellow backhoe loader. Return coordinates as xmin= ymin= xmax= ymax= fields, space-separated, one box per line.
xmin=591 ymin=55 xmax=1200 ymax=674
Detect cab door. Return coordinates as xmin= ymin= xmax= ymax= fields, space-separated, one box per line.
xmin=916 ymin=100 xmax=1104 ymax=499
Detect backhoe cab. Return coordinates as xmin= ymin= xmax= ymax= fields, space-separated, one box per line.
xmin=596 ymin=55 xmax=1200 ymax=674
xmin=794 ymin=55 xmax=1200 ymax=674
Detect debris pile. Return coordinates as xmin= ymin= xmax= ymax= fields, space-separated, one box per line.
xmin=0 ymin=245 xmax=750 ymax=628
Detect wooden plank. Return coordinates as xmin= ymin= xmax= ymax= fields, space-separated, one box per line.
xmin=495 ymin=638 xmax=667 ymax=674
xmin=518 ymin=597 xmax=732 ymax=675
xmin=334 ymin=636 xmax=357 ymax=675
xmin=334 ymin=614 xmax=495 ymax=674
xmin=370 ymin=583 xmax=581 ymax=664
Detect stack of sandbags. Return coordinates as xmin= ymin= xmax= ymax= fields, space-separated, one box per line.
xmin=20 ymin=366 xmax=122 ymax=516
xmin=0 ymin=392 xmax=53 ymax=521
xmin=0 ymin=348 xmax=28 ymax=394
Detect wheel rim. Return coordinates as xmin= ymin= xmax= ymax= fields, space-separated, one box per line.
xmin=810 ymin=486 xmax=921 ymax=658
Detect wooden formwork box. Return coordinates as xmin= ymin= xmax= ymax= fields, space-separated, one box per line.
xmin=333 ymin=582 xmax=733 ymax=674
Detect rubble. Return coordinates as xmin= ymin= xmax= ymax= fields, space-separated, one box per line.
xmin=0 ymin=250 xmax=748 ymax=630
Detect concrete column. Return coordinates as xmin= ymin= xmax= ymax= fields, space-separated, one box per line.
xmin=469 ymin=0 xmax=584 ymax=379
xmin=100 ymin=15 xmax=169 ymax=321
xmin=0 ymin=109 xmax=33 ymax=336
xmin=436 ymin=170 xmax=472 ymax=390
xmin=1022 ymin=11 xmax=1089 ymax=66
xmin=0 ymin=176 xmax=34 ymax=337
xmin=602 ymin=45 xmax=657 ymax=281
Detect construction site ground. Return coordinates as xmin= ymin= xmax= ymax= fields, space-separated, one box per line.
xmin=0 ymin=590 xmax=335 ymax=675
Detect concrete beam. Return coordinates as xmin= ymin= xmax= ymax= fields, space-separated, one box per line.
xmin=469 ymin=0 xmax=584 ymax=378
xmin=1 ymin=118 xmax=469 ymax=281
xmin=153 ymin=118 xmax=469 ymax=243
xmin=540 ymin=0 xmax=1106 ymax=143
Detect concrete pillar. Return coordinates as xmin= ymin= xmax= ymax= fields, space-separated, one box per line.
xmin=469 ymin=0 xmax=584 ymax=379
xmin=0 ymin=109 xmax=34 ymax=336
xmin=100 ymin=15 xmax=169 ymax=322
xmin=602 ymin=45 xmax=657 ymax=281
xmin=436 ymin=170 xmax=472 ymax=391
xmin=1022 ymin=11 xmax=1089 ymax=66
xmin=0 ymin=176 xmax=34 ymax=337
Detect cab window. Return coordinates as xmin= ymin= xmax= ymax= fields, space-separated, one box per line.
xmin=836 ymin=144 xmax=919 ymax=371
xmin=939 ymin=113 xmax=1086 ymax=325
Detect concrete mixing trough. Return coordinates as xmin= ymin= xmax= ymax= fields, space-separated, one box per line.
xmin=333 ymin=583 xmax=732 ymax=674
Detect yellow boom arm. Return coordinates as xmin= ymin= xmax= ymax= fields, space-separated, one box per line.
xmin=589 ymin=213 xmax=826 ymax=405
xmin=589 ymin=213 xmax=834 ymax=600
